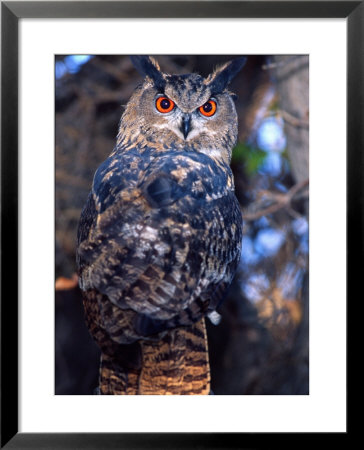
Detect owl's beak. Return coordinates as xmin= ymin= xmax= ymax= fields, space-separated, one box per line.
xmin=180 ymin=114 xmax=192 ymax=139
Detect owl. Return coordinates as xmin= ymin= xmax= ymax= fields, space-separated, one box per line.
xmin=77 ymin=56 xmax=246 ymax=395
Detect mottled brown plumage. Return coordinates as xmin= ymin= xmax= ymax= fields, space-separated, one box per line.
xmin=77 ymin=56 xmax=246 ymax=394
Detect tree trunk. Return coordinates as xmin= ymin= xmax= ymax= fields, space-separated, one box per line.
xmin=272 ymin=55 xmax=309 ymax=185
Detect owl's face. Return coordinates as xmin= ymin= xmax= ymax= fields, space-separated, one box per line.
xmin=118 ymin=57 xmax=246 ymax=165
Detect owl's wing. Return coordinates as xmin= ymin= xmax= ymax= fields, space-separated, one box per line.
xmin=77 ymin=151 xmax=242 ymax=342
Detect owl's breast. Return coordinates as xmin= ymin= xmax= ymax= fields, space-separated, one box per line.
xmin=78 ymin=148 xmax=242 ymax=341
xmin=139 ymin=151 xmax=243 ymax=300
xmin=139 ymin=150 xmax=234 ymax=207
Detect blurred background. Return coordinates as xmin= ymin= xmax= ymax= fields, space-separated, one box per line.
xmin=55 ymin=55 xmax=309 ymax=395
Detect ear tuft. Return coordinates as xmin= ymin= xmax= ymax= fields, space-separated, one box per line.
xmin=130 ymin=55 xmax=166 ymax=91
xmin=207 ymin=56 xmax=247 ymax=95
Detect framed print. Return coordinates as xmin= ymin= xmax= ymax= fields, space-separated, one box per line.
xmin=1 ymin=0 xmax=359 ymax=448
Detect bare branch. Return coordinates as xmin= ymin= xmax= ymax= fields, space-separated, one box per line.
xmin=262 ymin=55 xmax=305 ymax=71
xmin=265 ymin=109 xmax=309 ymax=128
xmin=277 ymin=109 xmax=309 ymax=128
xmin=243 ymin=179 xmax=309 ymax=221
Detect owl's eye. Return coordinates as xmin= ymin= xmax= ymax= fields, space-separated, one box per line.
xmin=156 ymin=96 xmax=175 ymax=113
xmin=199 ymin=99 xmax=217 ymax=117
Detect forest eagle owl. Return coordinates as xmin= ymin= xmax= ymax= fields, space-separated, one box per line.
xmin=77 ymin=55 xmax=246 ymax=395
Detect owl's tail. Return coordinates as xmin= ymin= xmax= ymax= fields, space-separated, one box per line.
xmin=99 ymin=318 xmax=211 ymax=395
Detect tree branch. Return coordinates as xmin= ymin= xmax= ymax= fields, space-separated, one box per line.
xmin=243 ymin=179 xmax=309 ymax=222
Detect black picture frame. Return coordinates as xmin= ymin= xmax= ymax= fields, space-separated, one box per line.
xmin=1 ymin=1 xmax=358 ymax=448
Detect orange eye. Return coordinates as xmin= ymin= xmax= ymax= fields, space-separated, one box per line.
xmin=199 ymin=99 xmax=217 ymax=117
xmin=156 ymin=96 xmax=175 ymax=113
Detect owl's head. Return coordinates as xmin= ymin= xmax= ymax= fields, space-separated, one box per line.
xmin=117 ymin=56 xmax=246 ymax=164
